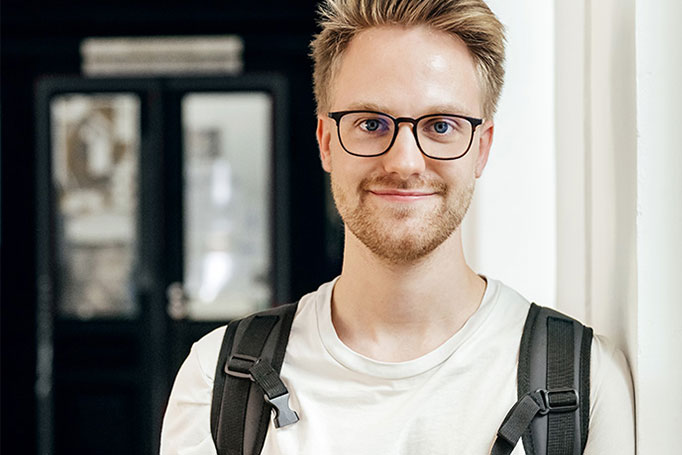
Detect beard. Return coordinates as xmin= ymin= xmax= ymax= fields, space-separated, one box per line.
xmin=331 ymin=172 xmax=475 ymax=265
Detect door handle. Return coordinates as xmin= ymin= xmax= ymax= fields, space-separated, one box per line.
xmin=166 ymin=282 xmax=188 ymax=320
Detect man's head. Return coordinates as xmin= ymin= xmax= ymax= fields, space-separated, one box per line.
xmin=312 ymin=0 xmax=506 ymax=265
xmin=311 ymin=0 xmax=506 ymax=120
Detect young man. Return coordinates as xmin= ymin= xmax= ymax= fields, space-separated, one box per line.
xmin=161 ymin=1 xmax=635 ymax=453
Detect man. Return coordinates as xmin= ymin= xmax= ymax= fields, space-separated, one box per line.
xmin=161 ymin=0 xmax=635 ymax=453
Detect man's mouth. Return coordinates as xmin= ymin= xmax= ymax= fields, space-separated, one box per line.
xmin=367 ymin=188 xmax=438 ymax=202
xmin=359 ymin=175 xmax=447 ymax=203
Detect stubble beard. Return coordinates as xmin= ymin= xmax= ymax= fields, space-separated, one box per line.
xmin=331 ymin=173 xmax=475 ymax=265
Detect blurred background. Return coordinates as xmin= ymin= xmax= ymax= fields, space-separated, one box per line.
xmin=1 ymin=0 xmax=680 ymax=454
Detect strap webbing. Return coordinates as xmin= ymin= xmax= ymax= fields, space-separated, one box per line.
xmin=579 ymin=325 xmax=593 ymax=450
xmin=492 ymin=304 xmax=590 ymax=455
xmin=220 ymin=316 xmax=279 ymax=455
xmin=491 ymin=391 xmax=545 ymax=455
xmin=248 ymin=360 xmax=289 ymax=399
xmin=547 ymin=317 xmax=575 ymax=454
xmin=211 ymin=302 xmax=299 ymax=455
xmin=517 ymin=303 xmax=539 ymax=455
xmin=211 ymin=321 xmax=238 ymax=445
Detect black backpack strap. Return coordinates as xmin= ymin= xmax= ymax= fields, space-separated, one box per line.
xmin=491 ymin=303 xmax=593 ymax=455
xmin=210 ymin=302 xmax=299 ymax=455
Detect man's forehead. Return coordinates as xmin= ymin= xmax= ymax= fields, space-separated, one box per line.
xmin=328 ymin=26 xmax=483 ymax=117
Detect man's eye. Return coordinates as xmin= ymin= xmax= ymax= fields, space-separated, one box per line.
xmin=426 ymin=119 xmax=459 ymax=135
xmin=432 ymin=121 xmax=451 ymax=134
xmin=360 ymin=118 xmax=384 ymax=132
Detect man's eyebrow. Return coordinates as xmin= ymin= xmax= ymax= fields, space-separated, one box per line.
xmin=428 ymin=104 xmax=478 ymax=117
xmin=339 ymin=102 xmax=478 ymax=117
xmin=343 ymin=102 xmax=389 ymax=113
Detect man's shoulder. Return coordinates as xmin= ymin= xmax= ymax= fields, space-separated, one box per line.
xmin=190 ymin=325 xmax=228 ymax=383
xmin=589 ymin=334 xmax=633 ymax=398
xmin=480 ymin=277 xmax=533 ymax=331
xmin=189 ymin=279 xmax=334 ymax=382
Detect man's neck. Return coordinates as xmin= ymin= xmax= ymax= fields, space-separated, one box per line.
xmin=331 ymin=228 xmax=486 ymax=362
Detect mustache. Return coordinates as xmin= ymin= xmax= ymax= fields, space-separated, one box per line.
xmin=359 ymin=174 xmax=447 ymax=194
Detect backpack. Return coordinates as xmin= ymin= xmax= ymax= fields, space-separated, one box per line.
xmin=210 ymin=302 xmax=593 ymax=455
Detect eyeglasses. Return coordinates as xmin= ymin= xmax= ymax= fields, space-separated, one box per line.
xmin=328 ymin=110 xmax=483 ymax=160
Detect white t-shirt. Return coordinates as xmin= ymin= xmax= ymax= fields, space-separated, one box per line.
xmin=160 ymin=278 xmax=635 ymax=454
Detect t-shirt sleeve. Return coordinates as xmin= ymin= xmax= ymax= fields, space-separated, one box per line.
xmin=160 ymin=326 xmax=226 ymax=455
xmin=583 ymin=334 xmax=636 ymax=454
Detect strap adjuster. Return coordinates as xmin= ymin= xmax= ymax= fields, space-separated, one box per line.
xmin=537 ymin=388 xmax=579 ymax=415
xmin=225 ymin=353 xmax=260 ymax=379
xmin=225 ymin=353 xmax=300 ymax=428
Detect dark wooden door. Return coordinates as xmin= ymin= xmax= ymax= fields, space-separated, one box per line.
xmin=35 ymin=75 xmax=290 ymax=455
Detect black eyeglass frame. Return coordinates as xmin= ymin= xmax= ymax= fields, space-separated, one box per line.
xmin=327 ymin=110 xmax=484 ymax=160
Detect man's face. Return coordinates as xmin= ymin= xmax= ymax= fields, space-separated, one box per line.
xmin=317 ymin=25 xmax=494 ymax=264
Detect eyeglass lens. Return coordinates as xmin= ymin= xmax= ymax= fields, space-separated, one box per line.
xmin=337 ymin=112 xmax=474 ymax=159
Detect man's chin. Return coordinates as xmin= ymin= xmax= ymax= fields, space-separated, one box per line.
xmin=364 ymin=238 xmax=440 ymax=264
xmin=349 ymin=224 xmax=448 ymax=264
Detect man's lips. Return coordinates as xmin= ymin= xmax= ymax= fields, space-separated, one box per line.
xmin=367 ymin=188 xmax=438 ymax=201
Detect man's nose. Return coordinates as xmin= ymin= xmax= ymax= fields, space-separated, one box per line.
xmin=380 ymin=125 xmax=426 ymax=179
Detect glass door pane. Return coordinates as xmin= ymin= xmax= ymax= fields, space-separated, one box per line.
xmin=50 ymin=94 xmax=140 ymax=319
xmin=182 ymin=92 xmax=272 ymax=319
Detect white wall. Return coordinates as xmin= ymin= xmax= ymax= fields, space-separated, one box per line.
xmin=585 ymin=0 xmax=639 ymax=364
xmin=469 ymin=1 xmax=682 ymax=451
xmin=468 ymin=0 xmax=640 ymax=345
xmin=635 ymin=0 xmax=682 ymax=450
xmin=555 ymin=0 xmax=640 ymax=358
xmin=464 ymin=0 xmax=557 ymax=308
xmin=554 ymin=0 xmax=590 ymax=323
xmin=554 ymin=0 xmax=682 ymax=451
xmin=555 ymin=0 xmax=640 ymax=440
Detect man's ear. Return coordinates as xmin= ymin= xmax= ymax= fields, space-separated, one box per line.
xmin=474 ymin=120 xmax=494 ymax=179
xmin=317 ymin=116 xmax=333 ymax=173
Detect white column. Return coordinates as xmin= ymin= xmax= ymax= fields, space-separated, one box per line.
xmin=585 ymin=0 xmax=639 ymax=364
xmin=555 ymin=0 xmax=638 ymax=363
xmin=554 ymin=0 xmax=589 ymax=322
xmin=556 ymin=0 xmax=682 ymax=451
xmin=635 ymin=0 xmax=682 ymax=450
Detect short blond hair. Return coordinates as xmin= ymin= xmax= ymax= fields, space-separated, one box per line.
xmin=310 ymin=0 xmax=506 ymax=119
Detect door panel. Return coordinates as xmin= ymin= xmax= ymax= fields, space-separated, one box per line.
xmin=50 ymin=93 xmax=141 ymax=319
xmin=36 ymin=75 xmax=289 ymax=455
xmin=181 ymin=92 xmax=273 ymax=320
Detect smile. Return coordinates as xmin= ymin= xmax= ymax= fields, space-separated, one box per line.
xmin=367 ymin=189 xmax=438 ymax=202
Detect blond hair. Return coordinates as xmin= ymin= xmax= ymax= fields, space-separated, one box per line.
xmin=310 ymin=0 xmax=506 ymax=119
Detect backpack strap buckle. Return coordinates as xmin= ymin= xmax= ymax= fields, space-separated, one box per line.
xmin=211 ymin=303 xmax=300 ymax=452
xmin=225 ymin=352 xmax=300 ymax=428
xmin=225 ymin=353 xmax=260 ymax=379
xmin=265 ymin=392 xmax=299 ymax=428
xmin=537 ymin=388 xmax=579 ymax=415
